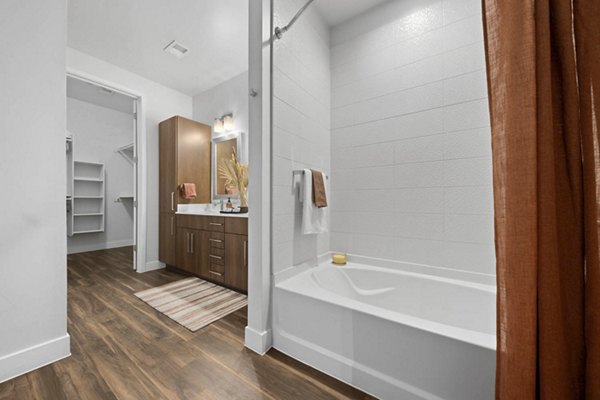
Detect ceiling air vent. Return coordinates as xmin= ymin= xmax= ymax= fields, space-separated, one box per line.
xmin=163 ymin=40 xmax=190 ymax=59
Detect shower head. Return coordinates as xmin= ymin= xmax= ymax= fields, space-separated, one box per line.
xmin=274 ymin=0 xmax=316 ymax=40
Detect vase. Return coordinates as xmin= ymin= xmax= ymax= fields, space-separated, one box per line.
xmin=239 ymin=187 xmax=248 ymax=213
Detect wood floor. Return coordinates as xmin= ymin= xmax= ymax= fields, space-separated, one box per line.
xmin=0 ymin=247 xmax=373 ymax=400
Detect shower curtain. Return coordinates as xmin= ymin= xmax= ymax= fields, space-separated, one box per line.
xmin=482 ymin=0 xmax=599 ymax=398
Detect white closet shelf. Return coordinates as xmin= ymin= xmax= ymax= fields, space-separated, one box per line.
xmin=73 ymin=196 xmax=104 ymax=199
xmin=74 ymin=213 xmax=103 ymax=217
xmin=116 ymin=143 xmax=135 ymax=165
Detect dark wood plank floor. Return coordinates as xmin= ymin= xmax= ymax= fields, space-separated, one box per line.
xmin=0 ymin=247 xmax=373 ymax=400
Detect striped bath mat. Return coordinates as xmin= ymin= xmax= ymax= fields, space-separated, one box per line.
xmin=135 ymin=277 xmax=247 ymax=332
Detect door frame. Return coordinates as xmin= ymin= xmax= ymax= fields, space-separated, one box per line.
xmin=66 ymin=71 xmax=147 ymax=272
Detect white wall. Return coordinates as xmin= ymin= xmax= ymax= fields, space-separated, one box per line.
xmin=67 ymin=97 xmax=135 ymax=254
xmin=0 ymin=0 xmax=70 ymax=382
xmin=271 ymin=0 xmax=331 ymax=275
xmin=193 ymin=72 xmax=249 ymax=163
xmin=329 ymin=0 xmax=494 ymax=280
xmin=66 ymin=48 xmax=193 ymax=270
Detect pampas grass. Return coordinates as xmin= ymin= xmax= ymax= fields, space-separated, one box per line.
xmin=218 ymin=149 xmax=248 ymax=204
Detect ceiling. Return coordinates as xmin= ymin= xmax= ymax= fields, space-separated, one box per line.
xmin=314 ymin=0 xmax=391 ymax=27
xmin=68 ymin=0 xmax=248 ymax=96
xmin=67 ymin=1 xmax=388 ymax=97
xmin=67 ymin=76 xmax=135 ymax=114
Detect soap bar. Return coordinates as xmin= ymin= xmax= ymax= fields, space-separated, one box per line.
xmin=332 ymin=253 xmax=347 ymax=265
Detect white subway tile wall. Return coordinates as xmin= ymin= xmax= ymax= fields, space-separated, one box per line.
xmin=329 ymin=0 xmax=495 ymax=278
xmin=272 ymin=0 xmax=331 ymax=273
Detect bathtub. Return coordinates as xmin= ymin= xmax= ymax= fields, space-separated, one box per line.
xmin=273 ymin=261 xmax=496 ymax=400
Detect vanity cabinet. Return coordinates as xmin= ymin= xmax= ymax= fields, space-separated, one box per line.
xmin=175 ymin=227 xmax=196 ymax=274
xmin=159 ymin=212 xmax=176 ymax=266
xmin=224 ymin=233 xmax=248 ymax=291
xmin=158 ymin=116 xmax=211 ymax=266
xmin=174 ymin=214 xmax=248 ymax=292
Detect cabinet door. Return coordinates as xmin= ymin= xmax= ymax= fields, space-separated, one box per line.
xmin=225 ymin=234 xmax=248 ymax=292
xmin=159 ymin=212 xmax=176 ymax=266
xmin=159 ymin=117 xmax=177 ymax=213
xmin=176 ymin=227 xmax=195 ymax=274
xmin=177 ymin=117 xmax=212 ymax=204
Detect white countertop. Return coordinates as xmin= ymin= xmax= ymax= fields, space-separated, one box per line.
xmin=176 ymin=204 xmax=248 ymax=218
xmin=175 ymin=210 xmax=248 ymax=218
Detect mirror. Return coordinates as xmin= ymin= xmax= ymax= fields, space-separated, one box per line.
xmin=212 ymin=132 xmax=244 ymax=199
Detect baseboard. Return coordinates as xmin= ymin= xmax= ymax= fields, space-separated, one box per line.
xmin=0 ymin=334 xmax=71 ymax=384
xmin=244 ymin=326 xmax=272 ymax=355
xmin=140 ymin=260 xmax=165 ymax=273
xmin=67 ymin=239 xmax=134 ymax=255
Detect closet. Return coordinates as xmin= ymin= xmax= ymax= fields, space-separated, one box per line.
xmin=66 ymin=76 xmax=136 ymax=257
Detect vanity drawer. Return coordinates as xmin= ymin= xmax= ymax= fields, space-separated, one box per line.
xmin=209 ymin=263 xmax=225 ymax=275
xmin=225 ymin=217 xmax=248 ymax=235
xmin=208 ymin=269 xmax=225 ymax=283
xmin=208 ymin=232 xmax=224 ymax=248
xmin=209 ymin=247 xmax=225 ymax=257
xmin=208 ymin=231 xmax=224 ymax=240
xmin=209 ymin=240 xmax=224 ymax=249
xmin=177 ymin=214 xmax=205 ymax=230
xmin=206 ymin=217 xmax=225 ymax=232
xmin=209 ymin=253 xmax=224 ymax=265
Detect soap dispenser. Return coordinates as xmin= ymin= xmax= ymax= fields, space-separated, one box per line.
xmin=226 ymin=197 xmax=233 ymax=210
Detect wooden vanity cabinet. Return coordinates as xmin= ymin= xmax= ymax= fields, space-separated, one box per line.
xmin=159 ymin=212 xmax=177 ymax=266
xmin=225 ymin=233 xmax=248 ymax=291
xmin=159 ymin=116 xmax=211 ymax=266
xmin=174 ymin=214 xmax=248 ymax=292
xmin=175 ymin=227 xmax=196 ymax=274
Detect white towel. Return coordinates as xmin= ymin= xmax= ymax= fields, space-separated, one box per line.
xmin=301 ymin=169 xmax=328 ymax=235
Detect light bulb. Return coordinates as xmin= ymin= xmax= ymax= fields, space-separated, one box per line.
xmin=214 ymin=118 xmax=224 ymax=133
xmin=223 ymin=115 xmax=234 ymax=131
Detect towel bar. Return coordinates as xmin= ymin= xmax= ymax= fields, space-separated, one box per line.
xmin=293 ymin=169 xmax=328 ymax=201
xmin=292 ymin=169 xmax=329 ymax=179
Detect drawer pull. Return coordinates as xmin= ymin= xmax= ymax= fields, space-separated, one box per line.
xmin=209 ymin=238 xmax=223 ymax=243
xmin=209 ymin=222 xmax=223 ymax=226
xmin=209 ymin=271 xmax=223 ymax=276
xmin=209 ymin=254 xmax=222 ymax=260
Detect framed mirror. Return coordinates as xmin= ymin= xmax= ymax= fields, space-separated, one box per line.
xmin=212 ymin=132 xmax=244 ymax=200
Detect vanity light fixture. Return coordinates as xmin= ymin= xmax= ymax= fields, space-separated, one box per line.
xmin=214 ymin=114 xmax=234 ymax=133
xmin=223 ymin=114 xmax=234 ymax=131
xmin=214 ymin=118 xmax=224 ymax=133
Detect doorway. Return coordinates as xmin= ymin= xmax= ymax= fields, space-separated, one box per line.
xmin=66 ymin=73 xmax=143 ymax=270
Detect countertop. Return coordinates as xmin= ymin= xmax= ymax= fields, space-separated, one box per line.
xmin=175 ymin=210 xmax=248 ymax=218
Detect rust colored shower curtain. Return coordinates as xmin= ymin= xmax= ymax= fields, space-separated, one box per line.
xmin=482 ymin=0 xmax=600 ymax=398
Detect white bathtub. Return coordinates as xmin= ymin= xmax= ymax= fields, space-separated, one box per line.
xmin=273 ymin=261 xmax=496 ymax=400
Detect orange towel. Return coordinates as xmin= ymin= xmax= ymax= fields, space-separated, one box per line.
xmin=311 ymin=170 xmax=327 ymax=208
xmin=181 ymin=183 xmax=196 ymax=199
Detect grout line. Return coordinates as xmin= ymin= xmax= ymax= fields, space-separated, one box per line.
xmin=330 ymin=69 xmax=487 ymax=111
